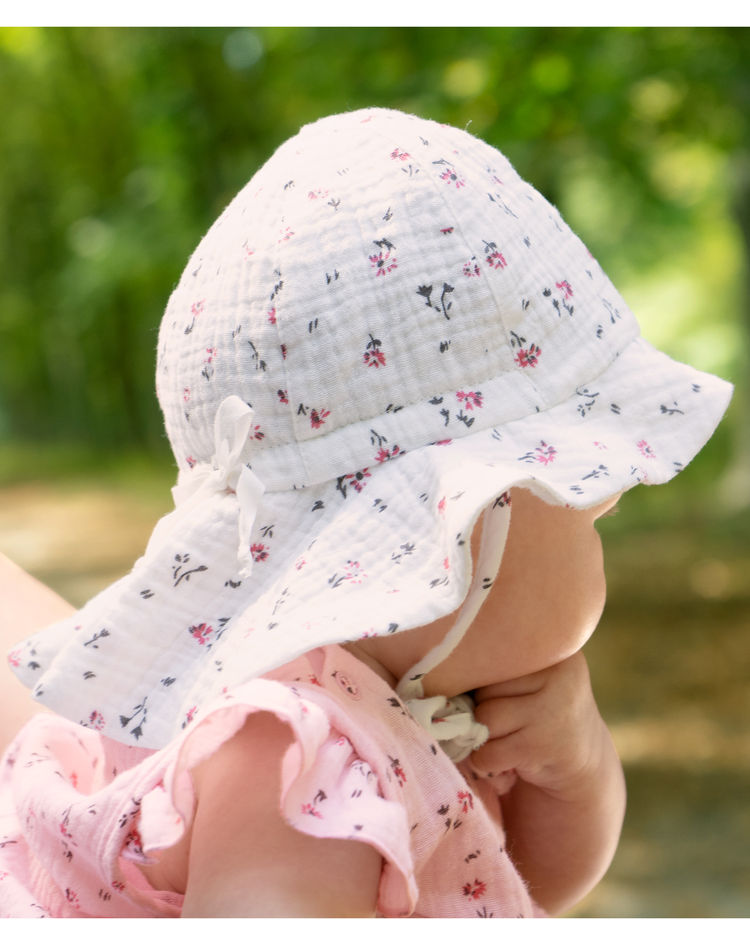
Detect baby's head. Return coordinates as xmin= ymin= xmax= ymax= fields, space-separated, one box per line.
xmin=153 ymin=106 xmax=731 ymax=690
xmin=156 ymin=107 xmax=692 ymax=500
xmin=11 ymin=108 xmax=732 ymax=747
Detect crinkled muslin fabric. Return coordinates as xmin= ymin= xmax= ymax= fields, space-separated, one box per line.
xmin=9 ymin=107 xmax=732 ymax=749
xmin=0 ymin=646 xmax=541 ymax=918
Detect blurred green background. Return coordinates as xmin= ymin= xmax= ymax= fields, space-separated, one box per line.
xmin=0 ymin=26 xmax=748 ymax=917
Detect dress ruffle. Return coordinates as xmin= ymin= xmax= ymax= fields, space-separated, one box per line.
xmin=1 ymin=646 xmax=539 ymax=918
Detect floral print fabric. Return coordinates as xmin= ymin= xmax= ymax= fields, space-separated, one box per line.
xmin=0 ymin=646 xmax=540 ymax=918
xmin=8 ymin=108 xmax=732 ymax=749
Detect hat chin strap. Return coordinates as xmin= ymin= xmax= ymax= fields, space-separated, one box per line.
xmin=405 ymin=692 xmax=489 ymax=762
xmin=146 ymin=395 xmax=266 ymax=578
xmin=396 ymin=499 xmax=511 ymax=709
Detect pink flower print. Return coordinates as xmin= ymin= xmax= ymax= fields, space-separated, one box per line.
xmin=389 ymin=756 xmax=407 ymax=786
xmin=186 ymin=455 xmax=197 ymax=469
xmin=245 ymin=246 xmax=255 ymax=260
xmin=202 ymin=348 xmax=217 ymax=380
xmin=440 ymin=166 xmax=465 ymax=188
xmin=484 ymin=241 xmax=507 ymax=269
xmin=363 ymin=348 xmax=386 ymax=368
xmin=88 ymin=710 xmax=105 ymax=731
xmin=462 ymin=878 xmax=487 ymax=900
xmin=593 ymin=441 xmax=608 ymax=450
xmin=514 ymin=343 xmax=542 ymax=368
xmin=344 ymin=467 xmax=371 ymax=491
xmin=535 ymin=442 xmax=557 ymax=465
xmin=277 ymin=388 xmax=289 ymax=405
xmin=328 ymin=560 xmax=367 ymax=588
xmin=556 ymin=280 xmax=573 ymax=299
xmin=183 ymin=706 xmax=198 ymax=727
xmin=344 ymin=560 xmax=366 ymax=584
xmin=278 ymin=226 xmax=294 ymax=243
xmin=65 ymin=888 xmax=81 ymax=909
xmin=443 ymin=557 xmax=450 ymax=571
xmin=458 ymin=790 xmax=474 ymax=813
xmin=7 ymin=648 xmax=20 ymax=668
xmin=294 ymin=555 xmax=306 ymax=571
xmin=281 ymin=343 xmax=287 ymax=360
xmin=456 ymin=390 xmax=483 ymax=410
xmin=391 ymin=147 xmax=411 ymax=161
xmin=191 ymin=299 xmax=205 ymax=319
xmin=310 ymin=407 xmax=330 ymax=429
xmin=188 ymin=623 xmax=214 ymax=646
xmin=301 ymin=802 xmax=323 ymax=819
xmin=369 ymin=248 xmax=398 ymax=276
xmin=59 ymin=815 xmax=74 ymax=841
xmin=268 ymin=307 xmax=277 ymax=325
xmin=437 ymin=496 xmax=447 ymax=516
xmin=251 ymin=424 xmax=265 ymax=441
xmin=463 ymin=258 xmax=481 ymax=278
xmin=519 ymin=441 xmax=557 ymax=465
xmin=183 ymin=387 xmax=191 ymax=403
xmin=363 ymin=333 xmax=387 ymax=368
xmin=374 ymin=444 xmax=402 ymax=463
xmin=637 ymin=439 xmax=656 ymax=459
xmin=251 ymin=543 xmax=269 ymax=563
xmin=308 ymin=188 xmax=329 ymax=199
xmin=125 ymin=828 xmax=144 ymax=858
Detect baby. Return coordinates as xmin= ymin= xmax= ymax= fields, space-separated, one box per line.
xmin=0 ymin=108 xmax=732 ymax=918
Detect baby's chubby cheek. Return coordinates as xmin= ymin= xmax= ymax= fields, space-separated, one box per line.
xmin=474 ymin=525 xmax=608 ymax=682
xmin=554 ymin=575 xmax=606 ymax=665
xmin=541 ymin=532 xmax=608 ymax=667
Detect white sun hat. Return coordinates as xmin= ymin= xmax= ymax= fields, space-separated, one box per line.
xmin=9 ymin=107 xmax=732 ymax=749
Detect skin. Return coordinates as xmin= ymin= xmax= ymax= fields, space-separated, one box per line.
xmin=181 ymin=487 xmax=625 ymax=916
xmin=0 ymin=487 xmax=626 ymax=917
xmin=348 ymin=487 xmax=626 ymax=915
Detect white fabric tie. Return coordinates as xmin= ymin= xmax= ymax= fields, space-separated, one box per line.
xmin=406 ymin=693 xmax=489 ymax=763
xmin=146 ymin=395 xmax=265 ymax=578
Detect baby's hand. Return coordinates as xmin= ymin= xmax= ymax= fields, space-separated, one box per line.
xmin=471 ymin=650 xmax=609 ymax=797
xmin=471 ymin=651 xmax=626 ymax=914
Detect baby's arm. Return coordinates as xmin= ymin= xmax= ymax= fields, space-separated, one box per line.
xmin=472 ymin=650 xmax=625 ymax=916
xmin=182 ymin=711 xmax=382 ymax=917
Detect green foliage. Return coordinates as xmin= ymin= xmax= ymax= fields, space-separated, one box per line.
xmin=0 ymin=27 xmax=747 ymax=505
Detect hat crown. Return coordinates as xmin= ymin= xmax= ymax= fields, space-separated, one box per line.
xmin=157 ymin=108 xmax=637 ymax=489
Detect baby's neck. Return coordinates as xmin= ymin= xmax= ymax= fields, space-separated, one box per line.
xmin=342 ymin=641 xmax=398 ymax=688
xmin=344 ymin=612 xmax=458 ymax=696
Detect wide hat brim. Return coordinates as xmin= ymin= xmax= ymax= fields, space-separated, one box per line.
xmin=9 ymin=332 xmax=731 ymax=749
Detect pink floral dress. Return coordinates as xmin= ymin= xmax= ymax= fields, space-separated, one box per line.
xmin=0 ymin=645 xmax=542 ymax=918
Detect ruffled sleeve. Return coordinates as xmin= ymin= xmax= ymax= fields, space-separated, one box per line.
xmin=128 ymin=677 xmax=419 ymax=916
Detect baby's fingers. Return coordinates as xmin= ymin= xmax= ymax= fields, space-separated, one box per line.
xmin=471 ymin=697 xmax=535 ymax=776
xmin=471 ymin=724 xmax=548 ymax=788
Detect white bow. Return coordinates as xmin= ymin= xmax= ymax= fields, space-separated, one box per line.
xmin=406 ymin=693 xmax=489 ymax=762
xmin=146 ymin=396 xmax=265 ymax=578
